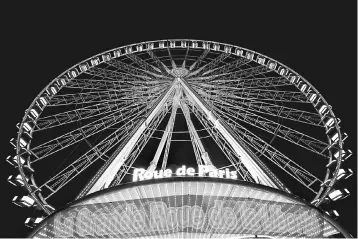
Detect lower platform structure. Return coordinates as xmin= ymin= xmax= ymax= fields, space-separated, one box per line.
xmin=29 ymin=177 xmax=351 ymax=238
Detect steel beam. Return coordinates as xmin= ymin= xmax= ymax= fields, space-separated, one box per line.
xmin=178 ymin=78 xmax=281 ymax=189
xmin=85 ymin=81 xmax=177 ymax=195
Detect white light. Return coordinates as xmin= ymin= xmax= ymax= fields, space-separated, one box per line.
xmin=186 ymin=167 xmax=195 ymax=176
xmin=21 ymin=196 xmax=35 ymax=207
xmin=339 ymin=168 xmax=353 ymax=180
xmin=19 ymin=138 xmax=28 ymax=148
xmin=331 ymin=133 xmax=339 ymax=143
xmin=132 ymin=168 xmax=145 ymax=182
xmin=328 ymin=190 xmax=342 ymax=201
xmin=132 ymin=165 xmax=238 ymax=182
xmin=328 ymin=189 xmax=350 ymax=201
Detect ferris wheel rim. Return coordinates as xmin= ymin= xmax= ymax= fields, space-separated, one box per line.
xmin=14 ymin=39 xmax=346 ymax=214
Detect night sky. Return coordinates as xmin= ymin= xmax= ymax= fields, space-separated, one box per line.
xmin=1 ymin=2 xmax=356 ymax=237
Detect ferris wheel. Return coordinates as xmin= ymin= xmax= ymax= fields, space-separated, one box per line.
xmin=7 ymin=39 xmax=353 ymax=222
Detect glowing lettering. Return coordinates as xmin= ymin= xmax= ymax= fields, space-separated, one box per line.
xmin=222 ymin=207 xmax=238 ymax=232
xmin=149 ymin=202 xmax=167 ymax=232
xmin=164 ymin=169 xmax=172 ymax=177
xmin=190 ymin=205 xmax=205 ymax=230
xmin=133 ymin=165 xmax=238 ymax=182
xmin=75 ymin=208 xmax=93 ymax=237
xmin=133 ymin=168 xmax=145 ymax=182
xmin=132 ymin=209 xmax=146 ymax=233
xmin=176 ymin=165 xmax=186 ymax=176
xmin=48 ymin=197 xmax=324 ymax=238
xmin=166 ymin=207 xmax=178 ymax=230
xmin=186 ymin=167 xmax=195 ymax=176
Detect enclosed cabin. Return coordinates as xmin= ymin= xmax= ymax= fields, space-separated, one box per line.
xmin=6 ymin=155 xmax=25 ymax=166
xmin=245 ymin=51 xmax=254 ymax=61
xmin=191 ymin=40 xmax=198 ymax=49
xmin=267 ymin=60 xmax=277 ymax=70
xmin=336 ymin=168 xmax=353 ymax=180
xmin=46 ymin=84 xmax=59 ymax=97
xmin=12 ymin=195 xmax=35 ymax=207
xmin=79 ymin=62 xmax=90 ymax=73
xmin=224 ymin=45 xmax=232 ymax=54
xmin=90 ymin=57 xmax=100 ymax=67
xmin=276 ymin=65 xmax=288 ymax=77
xmin=25 ymin=217 xmax=44 ymax=228
xmin=236 ymin=48 xmax=243 ymax=57
xmin=8 ymin=174 xmax=28 ymax=187
xmin=55 ymin=75 xmax=69 ymax=87
xmin=16 ymin=121 xmax=34 ymax=134
xmin=212 ymin=43 xmax=220 ymax=51
xmin=147 ymin=42 xmax=154 ymax=50
xmin=159 ymin=41 xmax=166 ymax=49
xmin=256 ymin=56 xmax=266 ymax=65
xmin=180 ymin=40 xmax=187 ymax=48
xmin=136 ymin=44 xmax=143 ymax=52
xmin=125 ymin=46 xmax=133 ymax=54
xmin=327 ymin=188 xmax=350 ymax=201
xmin=113 ymin=49 xmax=122 ymax=58
xmin=169 ymin=41 xmax=176 ymax=48
xmin=326 ymin=148 xmax=352 ymax=170
xmin=102 ymin=53 xmax=111 ymax=62
xmin=36 ymin=95 xmax=49 ymax=110
xmin=67 ymin=67 xmax=79 ymax=79
xmin=203 ymin=41 xmax=211 ymax=50
xmin=323 ymin=117 xmax=340 ymax=133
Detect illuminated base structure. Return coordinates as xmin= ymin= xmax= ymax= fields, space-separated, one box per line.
xmin=8 ymin=40 xmax=354 ymax=238
xmin=29 ymin=177 xmax=350 ymax=238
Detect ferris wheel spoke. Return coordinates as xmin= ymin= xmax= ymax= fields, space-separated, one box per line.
xmin=38 ymin=117 xmax=140 ymax=199
xmin=47 ymin=84 xmax=168 ymax=107
xmin=166 ymin=46 xmax=174 ymax=67
xmin=105 ymin=58 xmax=168 ymax=79
xmin=182 ymin=46 xmax=189 ymax=68
xmin=209 ymin=101 xmax=330 ymax=158
xmin=48 ymin=90 xmax=136 ymax=106
xmin=188 ymin=64 xmax=272 ymax=82
xmin=201 ymin=56 xmax=252 ymax=76
xmin=222 ymin=116 xmax=323 ymax=192
xmin=234 ymin=88 xmax=309 ymax=103
xmin=205 ymin=95 xmax=323 ymax=127
xmin=185 ymin=98 xmax=255 ymax=183
xmin=147 ymin=98 xmax=178 ymax=172
xmin=65 ymin=78 xmax=132 ymax=91
xmin=188 ymin=48 xmax=210 ymax=71
xmin=146 ymin=50 xmax=172 ymax=76
xmin=110 ymin=102 xmax=172 ymax=186
xmin=126 ymin=52 xmax=162 ymax=74
xmin=186 ymin=52 xmax=230 ymax=78
xmin=85 ymin=67 xmax=162 ymax=83
xmin=81 ymin=89 xmax=177 ymax=193
xmin=232 ymin=65 xmax=274 ymax=79
xmin=199 ymin=52 xmax=230 ymax=75
xmin=192 ymin=84 xmax=309 ymax=103
xmin=31 ymin=100 xmax=141 ymax=132
xmin=190 ymin=76 xmax=292 ymax=92
xmin=203 ymin=76 xmax=291 ymax=89
xmin=29 ymin=103 xmax=153 ymax=162
xmin=181 ymin=99 xmax=215 ymax=167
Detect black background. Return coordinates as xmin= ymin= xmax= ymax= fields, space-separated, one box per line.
xmin=1 ymin=1 xmax=356 ymax=237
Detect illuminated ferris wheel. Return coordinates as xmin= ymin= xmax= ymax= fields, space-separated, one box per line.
xmin=7 ymin=39 xmax=353 ymax=237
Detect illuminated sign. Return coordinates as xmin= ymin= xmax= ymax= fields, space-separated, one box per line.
xmin=133 ymin=165 xmax=238 ymax=182
xmin=31 ymin=180 xmax=333 ymax=238
xmin=38 ymin=195 xmax=324 ymax=238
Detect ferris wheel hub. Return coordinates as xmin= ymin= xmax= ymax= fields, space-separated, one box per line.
xmin=171 ymin=67 xmax=189 ymax=77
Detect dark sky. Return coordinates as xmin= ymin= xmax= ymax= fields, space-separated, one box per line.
xmin=1 ymin=1 xmax=356 ymax=238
